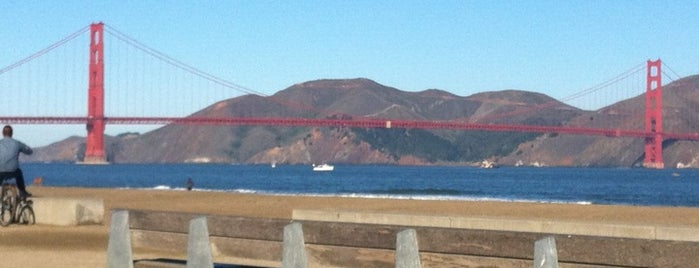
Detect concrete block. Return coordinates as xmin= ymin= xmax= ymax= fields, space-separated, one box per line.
xmin=533 ymin=236 xmax=558 ymax=268
xmin=107 ymin=210 xmax=134 ymax=268
xmin=32 ymin=197 xmax=104 ymax=226
xmin=656 ymin=226 xmax=699 ymax=242
xmin=187 ymin=216 xmax=213 ymax=268
xmin=395 ymin=229 xmax=421 ymax=268
xmin=282 ymin=222 xmax=307 ymax=268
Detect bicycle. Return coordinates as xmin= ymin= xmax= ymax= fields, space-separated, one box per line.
xmin=0 ymin=181 xmax=35 ymax=227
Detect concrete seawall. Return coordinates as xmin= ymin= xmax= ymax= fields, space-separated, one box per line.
xmin=121 ymin=209 xmax=699 ymax=267
xmin=292 ymin=209 xmax=699 ymax=242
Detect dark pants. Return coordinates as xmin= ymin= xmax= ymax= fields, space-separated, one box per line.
xmin=0 ymin=169 xmax=28 ymax=194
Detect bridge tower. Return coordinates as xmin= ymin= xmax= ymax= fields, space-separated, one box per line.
xmin=643 ymin=59 xmax=663 ymax=169
xmin=84 ymin=23 xmax=107 ymax=164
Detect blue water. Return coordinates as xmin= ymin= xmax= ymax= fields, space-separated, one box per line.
xmin=21 ymin=163 xmax=699 ymax=207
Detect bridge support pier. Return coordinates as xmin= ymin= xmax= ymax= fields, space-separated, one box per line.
xmin=84 ymin=22 xmax=107 ymax=164
xmin=643 ymin=59 xmax=664 ymax=169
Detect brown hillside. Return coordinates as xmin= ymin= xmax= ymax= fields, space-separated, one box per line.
xmin=27 ymin=78 xmax=584 ymax=164
xmin=500 ymin=75 xmax=699 ymax=167
xmin=33 ymin=76 xmax=699 ymax=167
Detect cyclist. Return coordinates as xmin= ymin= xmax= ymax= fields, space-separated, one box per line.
xmin=0 ymin=125 xmax=33 ymax=198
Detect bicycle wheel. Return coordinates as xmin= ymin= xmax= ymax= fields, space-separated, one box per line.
xmin=17 ymin=205 xmax=34 ymax=225
xmin=0 ymin=205 xmax=12 ymax=226
xmin=2 ymin=190 xmax=16 ymax=211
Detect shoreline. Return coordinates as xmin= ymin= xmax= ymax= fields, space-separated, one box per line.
xmin=39 ymin=184 xmax=685 ymax=208
xmin=1 ymin=186 xmax=698 ymax=267
xmin=29 ymin=186 xmax=699 ymax=226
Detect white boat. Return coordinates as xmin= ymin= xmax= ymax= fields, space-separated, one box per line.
xmin=312 ymin=163 xmax=334 ymax=172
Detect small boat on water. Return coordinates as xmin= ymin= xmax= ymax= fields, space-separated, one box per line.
xmin=312 ymin=163 xmax=334 ymax=172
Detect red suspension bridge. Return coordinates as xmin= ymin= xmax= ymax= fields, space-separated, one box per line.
xmin=1 ymin=23 xmax=698 ymax=168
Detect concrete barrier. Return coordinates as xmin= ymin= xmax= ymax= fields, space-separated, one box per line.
xmin=31 ymin=197 xmax=104 ymax=226
xmin=533 ymin=236 xmax=558 ymax=268
xmin=281 ymin=222 xmax=308 ymax=268
xmin=395 ymin=229 xmax=421 ymax=268
xmin=186 ymin=216 xmax=213 ymax=268
xmin=124 ymin=209 xmax=699 ymax=268
xmin=107 ymin=210 xmax=134 ymax=268
xmin=292 ymin=209 xmax=699 ymax=242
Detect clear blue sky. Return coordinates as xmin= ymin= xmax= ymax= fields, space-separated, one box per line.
xmin=1 ymin=0 xmax=698 ymax=146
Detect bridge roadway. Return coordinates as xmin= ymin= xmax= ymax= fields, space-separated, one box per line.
xmin=2 ymin=116 xmax=699 ymax=140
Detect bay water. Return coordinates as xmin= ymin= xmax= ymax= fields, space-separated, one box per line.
xmin=22 ymin=163 xmax=699 ymax=207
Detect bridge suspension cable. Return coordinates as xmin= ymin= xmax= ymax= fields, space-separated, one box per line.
xmin=661 ymin=62 xmax=682 ymax=82
xmin=105 ymin=26 xmax=348 ymax=118
xmin=103 ymin=25 xmax=268 ymax=97
xmin=0 ymin=26 xmax=89 ymax=76
xmin=104 ymin=26 xmax=351 ymax=118
xmin=466 ymin=62 xmax=647 ymax=123
xmin=560 ymin=62 xmax=646 ymax=105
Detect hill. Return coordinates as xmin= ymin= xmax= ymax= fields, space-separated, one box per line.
xmin=498 ymin=75 xmax=699 ymax=167
xmin=24 ymin=76 xmax=699 ymax=167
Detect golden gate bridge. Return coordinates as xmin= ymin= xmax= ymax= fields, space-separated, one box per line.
xmin=1 ymin=22 xmax=698 ymax=168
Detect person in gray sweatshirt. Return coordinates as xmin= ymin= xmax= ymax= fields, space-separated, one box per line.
xmin=0 ymin=125 xmax=33 ymax=197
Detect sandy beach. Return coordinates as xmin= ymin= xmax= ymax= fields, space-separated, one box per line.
xmin=2 ymin=186 xmax=699 ymax=267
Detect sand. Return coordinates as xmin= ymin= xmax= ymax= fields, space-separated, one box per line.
xmin=1 ymin=186 xmax=699 ymax=267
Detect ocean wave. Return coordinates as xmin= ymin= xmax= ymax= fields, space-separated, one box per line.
xmin=120 ymin=186 xmax=594 ymax=205
xmin=366 ymin=188 xmax=462 ymax=196
xmin=141 ymin=185 xmax=594 ymax=205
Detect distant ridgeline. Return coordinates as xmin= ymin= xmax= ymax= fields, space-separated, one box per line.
xmin=27 ymin=76 xmax=699 ymax=167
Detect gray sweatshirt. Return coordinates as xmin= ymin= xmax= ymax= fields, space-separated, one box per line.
xmin=0 ymin=137 xmax=32 ymax=172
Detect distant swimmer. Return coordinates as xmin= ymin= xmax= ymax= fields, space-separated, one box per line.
xmin=186 ymin=177 xmax=194 ymax=191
